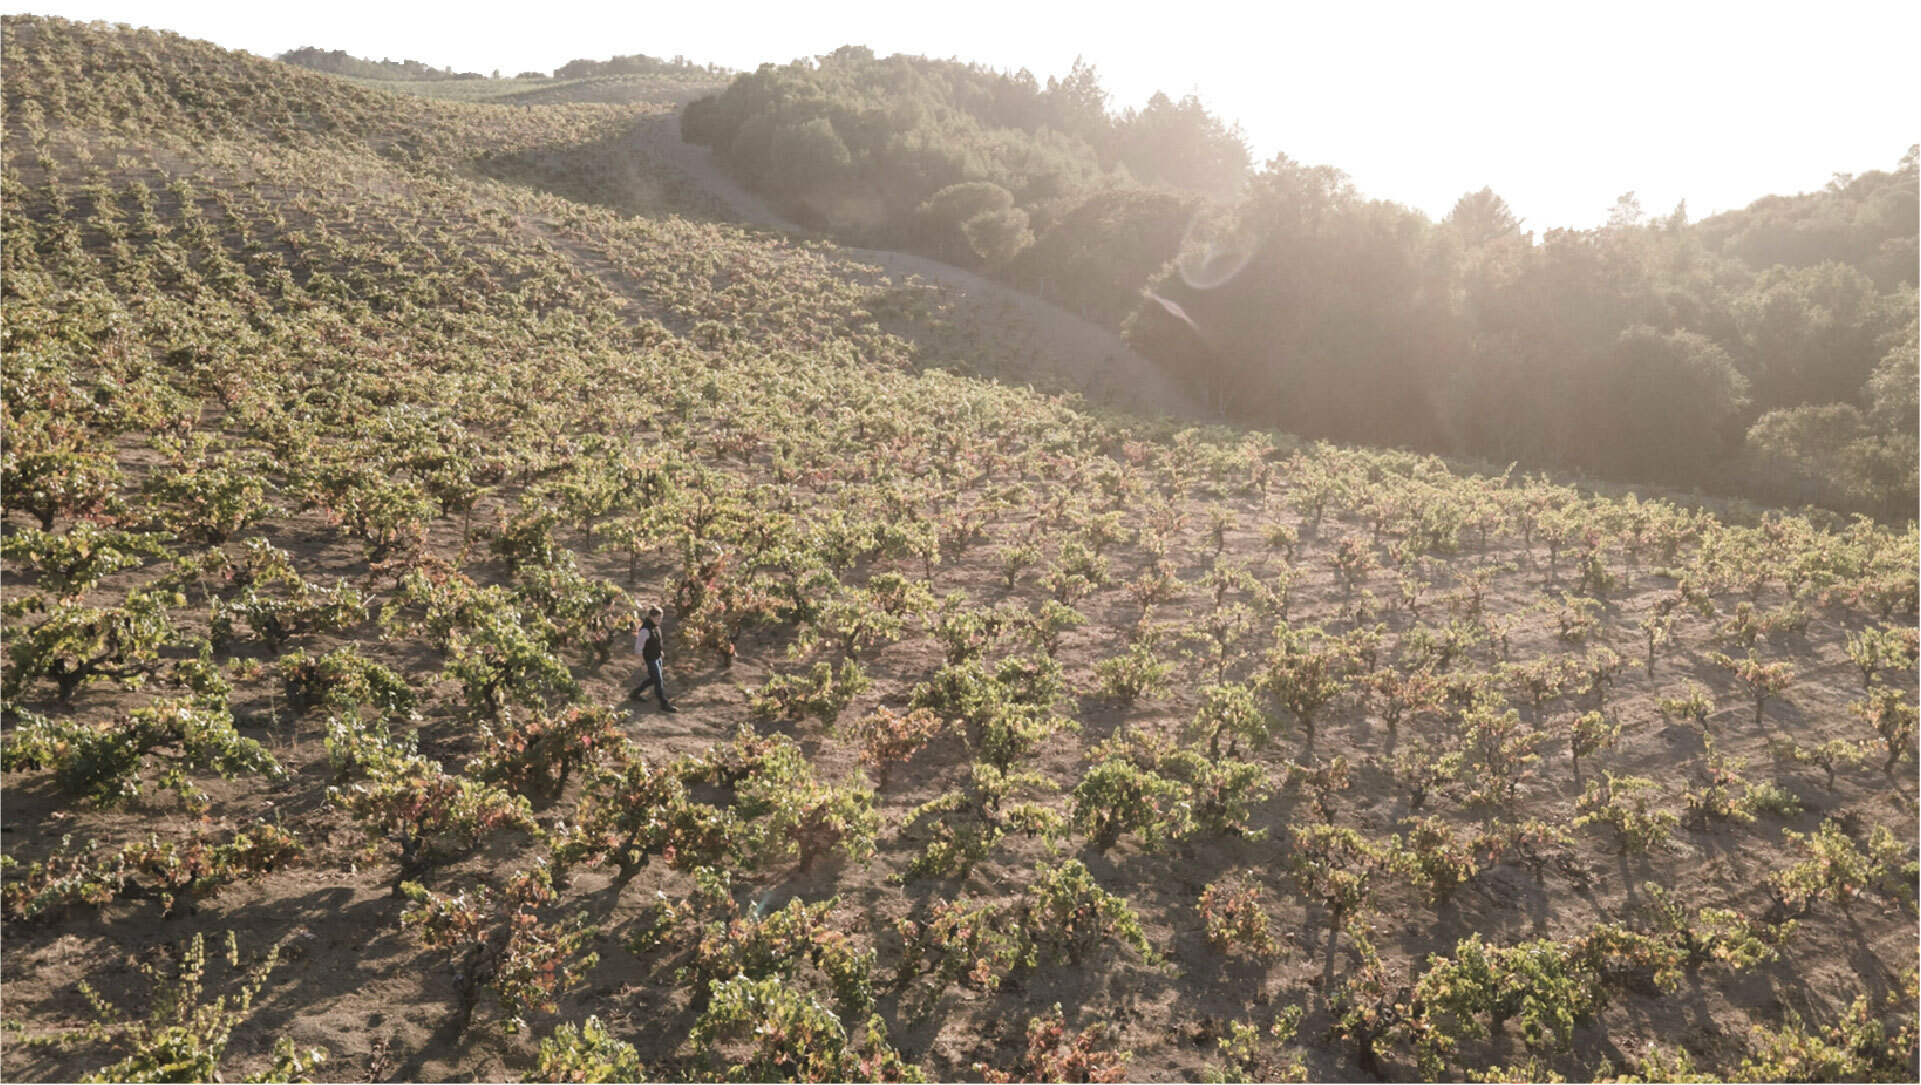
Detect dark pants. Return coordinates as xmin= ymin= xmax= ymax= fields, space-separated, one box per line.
xmin=633 ymin=657 xmax=671 ymax=708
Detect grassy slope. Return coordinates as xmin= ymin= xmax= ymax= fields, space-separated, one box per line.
xmin=2 ymin=16 xmax=1917 ymax=1083
xmin=336 ymin=72 xmax=724 ymax=108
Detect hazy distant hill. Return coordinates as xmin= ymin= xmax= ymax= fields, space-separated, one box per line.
xmin=2 ymin=15 xmax=1916 ymax=1085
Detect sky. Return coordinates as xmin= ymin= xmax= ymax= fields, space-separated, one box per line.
xmin=6 ymin=0 xmax=1916 ymax=230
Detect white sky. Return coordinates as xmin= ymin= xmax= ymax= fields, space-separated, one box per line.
xmin=6 ymin=0 xmax=1916 ymax=229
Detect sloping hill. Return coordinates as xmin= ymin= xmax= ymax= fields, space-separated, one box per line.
xmin=2 ymin=16 xmax=1917 ymax=1084
xmin=624 ymin=110 xmax=1205 ymax=416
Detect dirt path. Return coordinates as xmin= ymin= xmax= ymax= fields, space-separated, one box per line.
xmin=628 ymin=113 xmax=1208 ymax=420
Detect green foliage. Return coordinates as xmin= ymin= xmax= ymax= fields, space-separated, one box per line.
xmin=1092 ymin=640 xmax=1174 ymax=707
xmin=1769 ymin=819 xmax=1917 ymax=915
xmin=977 ymin=1003 xmax=1129 ymax=1084
xmin=652 ymin=892 xmax=875 ymax=1020
xmin=39 ymin=931 xmax=325 ymax=1083
xmin=1 ymin=523 xmax=171 ymax=599
xmin=1204 ymin=1009 xmax=1308 ymax=1084
xmin=468 ymin=703 xmax=622 ymax=798
xmin=531 ymin=1016 xmax=644 ymax=1083
xmin=1261 ymin=622 xmax=1351 ymax=739
xmin=1390 ymin=739 xmax=1465 ymax=811
xmin=896 ymin=896 xmax=1022 ymax=1011
xmin=553 ymin=752 xmax=733 ymax=879
xmin=3 ymin=698 xmax=279 ymax=810
xmin=401 ymin=867 xmax=600 ymax=1033
xmin=730 ymin=739 xmax=881 ymax=873
xmin=1458 ymin=695 xmax=1546 ymax=809
xmin=849 ymin=706 xmax=944 ymax=789
xmin=1198 ymin=871 xmax=1284 ymax=962
xmin=1730 ymin=985 xmax=1919 ymax=1083
xmin=1070 ymin=755 xmax=1190 ymax=851
xmin=277 ymin=645 xmax=413 ymax=720
xmin=900 ymin=763 xmax=1062 ymax=880
xmin=1018 ymin=859 xmax=1160 ymax=967
xmin=910 ymin=656 xmax=1074 ymax=771
xmin=1413 ymin=935 xmax=1604 ymax=1070
xmin=1574 ymin=773 xmax=1679 ymax=854
xmin=1853 ymin=686 xmax=1919 ymax=770
xmin=1567 ymin=710 xmax=1621 ymax=766
xmin=111 ymin=821 xmax=303 ymax=918
xmin=1710 ymin=651 xmax=1797 ymax=726
xmin=748 ymin=659 xmax=871 ymax=728
xmin=1657 ymin=683 xmax=1715 ymax=728
xmin=2 ymin=23 xmax=1917 ymax=1084
xmin=4 ymin=586 xmax=178 ymax=703
xmin=211 ymin=572 xmax=367 ymax=655
xmin=1289 ymin=822 xmax=1390 ymax=928
xmin=1188 ymin=682 xmax=1273 ymax=757
xmin=1684 ymin=738 xmax=1762 ymax=826
xmin=142 ymin=441 xmax=274 ymax=544
xmin=2 ymin=411 xmax=125 ymax=530
xmin=689 ymin=977 xmax=923 ymax=1083
xmin=441 ymin=600 xmax=581 ymax=719
xmin=1391 ymin=817 xmax=1504 ymax=905
xmin=329 ymin=744 xmax=537 ymax=892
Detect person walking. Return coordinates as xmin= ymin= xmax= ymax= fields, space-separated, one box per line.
xmin=630 ymin=605 xmax=679 ymax=712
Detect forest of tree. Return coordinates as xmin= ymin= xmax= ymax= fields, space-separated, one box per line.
xmin=1130 ymin=152 xmax=1918 ymax=519
xmin=681 ymin=47 xmax=1251 ymax=326
xmin=682 ymin=53 xmax=1916 ymax=518
xmin=278 ymin=46 xmax=487 ymax=81
xmin=551 ymin=53 xmax=727 ymax=80
xmin=281 ymin=47 xmax=722 ymax=84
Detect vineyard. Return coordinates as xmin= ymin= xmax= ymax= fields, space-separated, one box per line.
xmin=3 ymin=15 xmax=1919 ymax=1084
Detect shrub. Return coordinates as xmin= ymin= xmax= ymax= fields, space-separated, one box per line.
xmin=3 ymin=698 xmax=280 ymax=811
xmin=468 ymin=703 xmax=623 ymax=798
xmin=4 ymin=587 xmax=178 ymax=704
xmin=731 ymin=740 xmax=880 ymax=873
xmin=1205 ymin=1010 xmax=1308 ymax=1083
xmin=1768 ymin=819 xmax=1916 ymax=916
xmin=1261 ymin=623 xmax=1350 ymax=741
xmin=1070 ymin=756 xmax=1190 ymax=851
xmin=329 ymin=745 xmax=537 ymax=894
xmin=1198 ymin=872 xmax=1284 ymax=962
xmin=978 ymin=1003 xmax=1129 ymax=1084
xmin=895 ymin=897 xmax=1021 ymax=1010
xmin=1288 ymin=823 xmax=1389 ymax=932
xmin=748 ymin=660 xmax=871 ymax=728
xmin=1412 ymin=935 xmax=1604 ymax=1069
xmin=1093 ymin=640 xmax=1174 ymax=707
xmin=1188 ymin=682 xmax=1273 ymax=757
xmin=1852 ymin=687 xmax=1918 ymax=770
xmin=1574 ymin=773 xmax=1678 ymax=854
xmin=277 ymin=645 xmax=413 ymax=719
xmin=36 ymin=931 xmax=326 ymax=1084
xmin=1392 ymin=817 xmax=1503 ymax=905
xmin=848 ymin=706 xmax=944 ymax=790
xmin=401 ymin=867 xmax=599 ymax=1034
xmin=689 ymin=977 xmax=922 ymax=1083
xmin=1018 ymin=859 xmax=1160 ymax=967
xmin=532 ymin=1016 xmax=643 ymax=1083
xmin=553 ymin=753 xmax=733 ymax=880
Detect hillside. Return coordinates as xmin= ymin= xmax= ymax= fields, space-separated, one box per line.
xmin=3 ymin=15 xmax=1918 ymax=1085
xmin=337 ymin=74 xmax=725 ymax=108
xmin=680 ymin=55 xmax=1918 ymax=518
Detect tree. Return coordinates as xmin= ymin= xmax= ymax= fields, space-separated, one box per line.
xmin=1114 ymin=92 xmax=1250 ymax=200
xmin=771 ymin=116 xmax=853 ymax=193
xmin=1583 ymin=325 xmax=1749 ymax=482
xmin=1445 ymin=187 xmax=1521 ymax=246
xmin=916 ymin=182 xmax=1025 ymax=267
xmin=1735 ymin=261 xmax=1888 ymax=412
